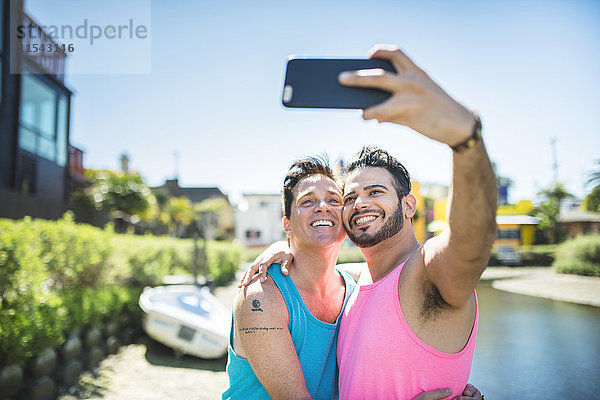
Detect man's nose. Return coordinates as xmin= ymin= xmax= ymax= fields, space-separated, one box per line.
xmin=354 ymin=195 xmax=369 ymax=209
xmin=315 ymin=200 xmax=331 ymax=212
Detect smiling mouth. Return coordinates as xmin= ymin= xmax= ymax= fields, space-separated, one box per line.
xmin=353 ymin=215 xmax=377 ymax=226
xmin=311 ymin=220 xmax=334 ymax=227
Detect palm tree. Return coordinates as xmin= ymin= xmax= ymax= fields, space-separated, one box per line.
xmin=534 ymin=182 xmax=574 ymax=243
xmin=585 ymin=160 xmax=600 ymax=213
xmin=587 ymin=159 xmax=600 ymax=186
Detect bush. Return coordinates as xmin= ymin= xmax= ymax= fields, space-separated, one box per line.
xmin=242 ymin=245 xmax=269 ymax=263
xmin=241 ymin=243 xmax=366 ymax=267
xmin=486 ymin=245 xmax=558 ymax=266
xmin=487 ymin=251 xmax=498 ymax=266
xmin=519 ymin=244 xmax=558 ymax=266
xmin=110 ymin=235 xmax=192 ymax=287
xmin=0 ymin=215 xmax=241 ymax=367
xmin=207 ymin=241 xmax=241 ymax=285
xmin=337 ymin=245 xmax=366 ymax=264
xmin=109 ymin=235 xmax=240 ymax=286
xmin=553 ymin=234 xmax=600 ymax=276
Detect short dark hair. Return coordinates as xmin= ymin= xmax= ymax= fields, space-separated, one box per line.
xmin=282 ymin=156 xmax=338 ymax=218
xmin=343 ymin=146 xmax=411 ymax=199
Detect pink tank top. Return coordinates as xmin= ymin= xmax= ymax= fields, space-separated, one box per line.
xmin=337 ymin=260 xmax=478 ymax=400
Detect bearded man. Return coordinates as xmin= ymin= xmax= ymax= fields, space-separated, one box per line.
xmin=242 ymin=45 xmax=496 ymax=400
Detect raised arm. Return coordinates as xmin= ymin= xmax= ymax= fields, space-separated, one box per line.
xmin=423 ymin=132 xmax=497 ymax=306
xmin=339 ymin=45 xmax=497 ymax=307
xmin=233 ymin=279 xmax=312 ymax=399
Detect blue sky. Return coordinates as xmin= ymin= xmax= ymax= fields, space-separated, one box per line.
xmin=26 ymin=0 xmax=600 ymax=204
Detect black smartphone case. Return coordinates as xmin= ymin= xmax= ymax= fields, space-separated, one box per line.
xmin=282 ymin=58 xmax=396 ymax=109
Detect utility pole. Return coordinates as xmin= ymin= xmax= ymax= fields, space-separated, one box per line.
xmin=173 ymin=150 xmax=180 ymax=180
xmin=551 ymin=137 xmax=558 ymax=185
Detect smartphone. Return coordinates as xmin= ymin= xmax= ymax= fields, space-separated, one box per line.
xmin=282 ymin=57 xmax=396 ymax=109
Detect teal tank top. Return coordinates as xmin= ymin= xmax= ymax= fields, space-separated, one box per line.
xmin=222 ymin=265 xmax=356 ymax=400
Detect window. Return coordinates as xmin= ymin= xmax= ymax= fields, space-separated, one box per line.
xmin=497 ymin=229 xmax=520 ymax=240
xmin=0 ymin=0 xmax=3 ymax=103
xmin=56 ymin=96 xmax=68 ymax=166
xmin=246 ymin=230 xmax=261 ymax=239
xmin=19 ymin=155 xmax=36 ymax=194
xmin=18 ymin=74 xmax=68 ymax=164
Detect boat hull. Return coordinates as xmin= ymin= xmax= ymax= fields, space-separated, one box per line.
xmin=139 ymin=285 xmax=230 ymax=359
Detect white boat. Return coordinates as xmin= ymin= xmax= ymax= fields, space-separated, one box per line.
xmin=139 ymin=285 xmax=230 ymax=359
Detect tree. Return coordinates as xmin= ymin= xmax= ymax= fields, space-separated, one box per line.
xmin=532 ymin=182 xmax=573 ymax=243
xmin=584 ymin=160 xmax=600 ymax=213
xmin=71 ymin=170 xmax=152 ymax=232
xmin=166 ymin=197 xmax=194 ymax=237
xmin=584 ymin=185 xmax=600 ymax=213
xmin=587 ymin=159 xmax=600 ymax=186
xmin=194 ymin=197 xmax=235 ymax=240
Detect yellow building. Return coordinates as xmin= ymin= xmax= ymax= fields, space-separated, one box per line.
xmin=497 ymin=200 xmax=534 ymax=216
xmin=429 ymin=197 xmax=449 ymax=235
xmin=411 ymin=181 xmax=426 ymax=243
xmin=429 ymin=199 xmax=538 ymax=247
xmin=496 ymin=200 xmax=538 ymax=247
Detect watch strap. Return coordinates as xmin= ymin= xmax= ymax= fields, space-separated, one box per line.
xmin=451 ymin=112 xmax=482 ymax=152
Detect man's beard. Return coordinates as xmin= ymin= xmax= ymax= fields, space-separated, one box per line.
xmin=345 ymin=203 xmax=404 ymax=248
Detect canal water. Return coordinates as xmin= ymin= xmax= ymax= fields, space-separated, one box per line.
xmin=471 ymin=284 xmax=600 ymax=399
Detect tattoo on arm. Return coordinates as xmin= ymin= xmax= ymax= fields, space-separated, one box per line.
xmin=238 ymin=327 xmax=283 ymax=334
xmin=251 ymin=299 xmax=263 ymax=311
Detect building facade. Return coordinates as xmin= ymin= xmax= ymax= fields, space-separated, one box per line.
xmin=152 ymin=178 xmax=233 ymax=238
xmin=558 ymin=210 xmax=600 ymax=238
xmin=154 ymin=179 xmax=229 ymax=205
xmin=495 ymin=200 xmax=538 ymax=247
xmin=234 ymin=194 xmax=286 ymax=247
xmin=0 ymin=0 xmax=74 ymax=220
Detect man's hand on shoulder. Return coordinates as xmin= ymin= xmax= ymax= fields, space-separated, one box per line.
xmin=238 ymin=241 xmax=293 ymax=287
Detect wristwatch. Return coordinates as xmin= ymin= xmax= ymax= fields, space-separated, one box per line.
xmin=450 ymin=112 xmax=482 ymax=152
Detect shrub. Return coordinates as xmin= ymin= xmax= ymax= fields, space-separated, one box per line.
xmin=553 ymin=234 xmax=600 ymax=276
xmin=0 ymin=215 xmax=240 ymax=367
xmin=519 ymin=244 xmax=557 ymax=266
xmin=241 ymin=243 xmax=366 ymax=267
xmin=337 ymin=245 xmax=366 ymax=264
xmin=242 ymin=245 xmax=269 ymax=263
xmin=110 ymin=235 xmax=192 ymax=287
xmin=487 ymin=250 xmax=498 ymax=266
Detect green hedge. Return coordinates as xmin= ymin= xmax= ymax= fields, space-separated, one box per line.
xmin=242 ymin=246 xmax=269 ymax=263
xmin=519 ymin=244 xmax=558 ymax=266
xmin=242 ymin=243 xmax=367 ymax=266
xmin=487 ymin=245 xmax=558 ymax=266
xmin=337 ymin=245 xmax=366 ymax=264
xmin=0 ymin=214 xmax=241 ymax=367
xmin=553 ymin=234 xmax=600 ymax=276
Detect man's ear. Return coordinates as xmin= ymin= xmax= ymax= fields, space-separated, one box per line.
xmin=283 ymin=216 xmax=292 ymax=238
xmin=403 ymin=194 xmax=417 ymax=219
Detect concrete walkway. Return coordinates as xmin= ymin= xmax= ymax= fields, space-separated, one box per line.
xmin=481 ymin=267 xmax=600 ymax=307
xmin=58 ymin=275 xmax=243 ymax=400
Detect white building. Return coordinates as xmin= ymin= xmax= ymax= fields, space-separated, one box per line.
xmin=235 ymin=194 xmax=286 ymax=246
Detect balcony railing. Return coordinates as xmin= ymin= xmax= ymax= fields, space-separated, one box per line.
xmin=21 ymin=13 xmax=67 ymax=83
xmin=69 ymin=145 xmax=85 ymax=180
